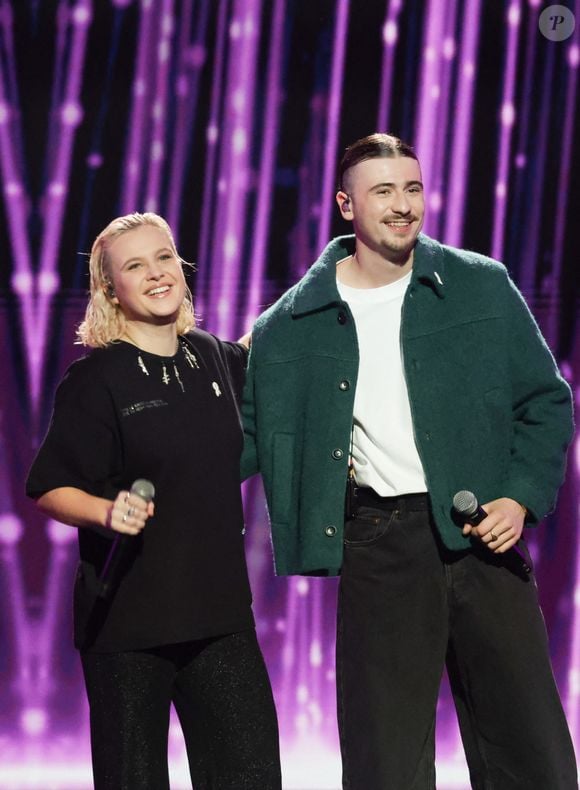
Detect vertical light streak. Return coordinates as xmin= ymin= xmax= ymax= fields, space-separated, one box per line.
xmin=74 ymin=5 xmax=131 ymax=288
xmin=491 ymin=0 xmax=521 ymax=260
xmin=166 ymin=0 xmax=194 ymax=233
xmin=424 ymin=0 xmax=458 ymax=240
xmin=121 ymin=0 xmax=156 ymax=213
xmin=295 ymin=581 xmax=310 ymax=736
xmin=292 ymin=98 xmax=327 ymax=278
xmin=518 ymin=46 xmax=554 ymax=293
xmin=195 ymin=0 xmax=229 ymax=321
xmin=45 ymin=1 xmax=70 ymax=180
xmin=565 ymin=424 xmax=580 ymax=743
xmin=414 ymin=0 xmax=447 ymax=229
xmin=278 ymin=577 xmax=301 ymax=732
xmin=35 ymin=1 xmax=93 ymax=406
xmin=143 ymin=0 xmax=175 ymax=213
xmin=0 ymin=3 xmax=35 ymax=408
xmin=316 ymin=0 xmax=350 ymax=255
xmin=166 ymin=0 xmax=211 ymax=234
xmin=308 ymin=579 xmax=324 ymax=726
xmin=0 ymin=517 xmax=28 ymax=701
xmin=0 ymin=0 xmax=25 ymax=169
xmin=35 ymin=522 xmax=76 ymax=705
xmin=513 ymin=9 xmax=538 ymax=164
xmin=506 ymin=8 xmax=539 ymax=285
xmin=442 ymin=0 xmax=482 ymax=246
xmin=545 ymin=31 xmax=579 ymax=347
xmin=376 ymin=0 xmax=404 ymax=133
xmin=244 ymin=0 xmax=286 ymax=329
xmin=211 ymin=0 xmax=263 ymax=339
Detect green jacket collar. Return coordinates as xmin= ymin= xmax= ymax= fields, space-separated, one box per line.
xmin=291 ymin=233 xmax=446 ymax=316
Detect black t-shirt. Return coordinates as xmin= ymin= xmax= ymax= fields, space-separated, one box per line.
xmin=26 ymin=330 xmax=254 ymax=652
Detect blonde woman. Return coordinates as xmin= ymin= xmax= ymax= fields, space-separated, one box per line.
xmin=26 ymin=213 xmax=281 ymax=789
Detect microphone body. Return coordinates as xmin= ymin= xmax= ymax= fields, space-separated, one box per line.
xmin=453 ymin=490 xmax=531 ymax=575
xmin=98 ymin=479 xmax=155 ymax=600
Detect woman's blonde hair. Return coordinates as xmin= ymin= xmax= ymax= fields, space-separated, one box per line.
xmin=76 ymin=212 xmax=195 ymax=347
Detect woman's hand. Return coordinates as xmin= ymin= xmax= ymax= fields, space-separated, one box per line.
xmin=106 ymin=490 xmax=154 ymax=536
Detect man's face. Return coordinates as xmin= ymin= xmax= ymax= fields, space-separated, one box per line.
xmin=337 ymin=156 xmax=425 ymax=263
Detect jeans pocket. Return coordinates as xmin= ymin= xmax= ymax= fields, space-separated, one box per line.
xmin=343 ymin=507 xmax=397 ymax=546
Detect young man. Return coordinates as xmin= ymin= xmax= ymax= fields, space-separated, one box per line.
xmin=242 ymin=134 xmax=577 ymax=789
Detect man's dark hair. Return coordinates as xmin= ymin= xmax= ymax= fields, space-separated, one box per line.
xmin=338 ymin=133 xmax=418 ymax=191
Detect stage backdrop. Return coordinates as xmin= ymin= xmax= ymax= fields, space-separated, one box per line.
xmin=0 ymin=1 xmax=578 ymax=787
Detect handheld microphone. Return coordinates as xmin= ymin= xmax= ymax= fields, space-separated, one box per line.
xmin=98 ymin=479 xmax=155 ymax=600
xmin=452 ymin=490 xmax=531 ymax=575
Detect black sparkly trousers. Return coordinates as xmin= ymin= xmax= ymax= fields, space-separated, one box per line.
xmin=81 ymin=629 xmax=282 ymax=789
xmin=337 ymin=492 xmax=577 ymax=790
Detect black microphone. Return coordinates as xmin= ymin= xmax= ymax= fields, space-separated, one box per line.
xmin=453 ymin=490 xmax=531 ymax=575
xmin=98 ymin=479 xmax=155 ymax=600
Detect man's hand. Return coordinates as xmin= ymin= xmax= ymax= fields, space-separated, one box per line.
xmin=237 ymin=331 xmax=252 ymax=349
xmin=462 ymin=497 xmax=526 ymax=553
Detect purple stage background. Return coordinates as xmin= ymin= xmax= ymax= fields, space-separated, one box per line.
xmin=0 ymin=1 xmax=579 ymax=787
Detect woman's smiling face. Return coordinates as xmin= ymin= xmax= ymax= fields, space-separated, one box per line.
xmin=106 ymin=224 xmax=186 ymax=328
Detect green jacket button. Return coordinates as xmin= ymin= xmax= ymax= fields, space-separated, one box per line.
xmin=332 ymin=448 xmax=344 ymax=459
xmin=325 ymin=525 xmax=337 ymax=537
xmin=339 ymin=380 xmax=350 ymax=391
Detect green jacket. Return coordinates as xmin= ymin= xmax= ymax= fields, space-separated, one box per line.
xmin=241 ymin=234 xmax=573 ymax=576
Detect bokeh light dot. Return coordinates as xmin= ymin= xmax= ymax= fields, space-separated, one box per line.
xmin=20 ymin=708 xmax=47 ymax=736
xmin=72 ymin=5 xmax=91 ymax=25
xmin=383 ymin=20 xmax=398 ymax=46
xmin=47 ymin=519 xmax=76 ymax=545
xmin=11 ymin=270 xmax=33 ymax=295
xmin=508 ymin=3 xmax=521 ymax=26
xmin=443 ymin=37 xmax=456 ymax=59
xmin=61 ymin=102 xmax=83 ymax=126
xmin=501 ymin=102 xmax=515 ymax=126
xmin=232 ymin=128 xmax=247 ymax=153
xmin=5 ymin=181 xmax=22 ymax=197
xmin=38 ymin=270 xmax=60 ymax=296
xmin=0 ymin=513 xmax=23 ymax=545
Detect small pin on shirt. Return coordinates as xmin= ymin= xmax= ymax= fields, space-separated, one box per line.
xmin=212 ymin=381 xmax=222 ymax=397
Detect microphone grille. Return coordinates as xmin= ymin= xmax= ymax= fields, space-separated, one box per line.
xmin=130 ymin=479 xmax=155 ymax=502
xmin=452 ymin=489 xmax=477 ymax=516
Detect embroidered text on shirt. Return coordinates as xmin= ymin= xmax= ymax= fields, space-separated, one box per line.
xmin=121 ymin=399 xmax=169 ymax=417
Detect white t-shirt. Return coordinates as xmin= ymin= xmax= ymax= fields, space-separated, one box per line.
xmin=337 ymin=271 xmax=427 ymax=496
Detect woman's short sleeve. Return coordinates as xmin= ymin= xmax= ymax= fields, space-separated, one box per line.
xmin=216 ymin=341 xmax=248 ymax=404
xmin=26 ymin=358 xmax=120 ymax=499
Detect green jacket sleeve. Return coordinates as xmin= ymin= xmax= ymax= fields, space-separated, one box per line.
xmin=503 ymin=275 xmax=574 ymax=521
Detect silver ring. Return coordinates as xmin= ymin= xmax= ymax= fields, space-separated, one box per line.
xmin=490 ymin=531 xmax=498 ymax=542
xmin=122 ymin=513 xmax=128 ymax=523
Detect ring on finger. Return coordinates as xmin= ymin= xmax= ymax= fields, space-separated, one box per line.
xmin=122 ymin=513 xmax=128 ymax=523
xmin=490 ymin=531 xmax=498 ymax=542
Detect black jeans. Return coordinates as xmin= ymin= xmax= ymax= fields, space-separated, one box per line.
xmin=337 ymin=492 xmax=577 ymax=790
xmin=81 ymin=629 xmax=281 ymax=789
